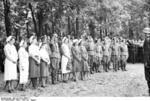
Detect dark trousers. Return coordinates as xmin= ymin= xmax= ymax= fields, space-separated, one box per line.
xmin=51 ymin=68 xmax=58 ymax=84
xmin=88 ymin=55 xmax=94 ymax=73
xmin=103 ymin=56 xmax=109 ymax=72
xmin=111 ymin=55 xmax=118 ymax=71
xmin=147 ymin=81 xmax=150 ymax=94
xmin=120 ymin=55 xmax=127 ymax=71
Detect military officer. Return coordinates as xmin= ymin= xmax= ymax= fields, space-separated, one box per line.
xmin=143 ymin=27 xmax=150 ymax=96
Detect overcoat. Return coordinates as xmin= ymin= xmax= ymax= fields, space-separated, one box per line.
xmin=143 ymin=39 xmax=150 ymax=81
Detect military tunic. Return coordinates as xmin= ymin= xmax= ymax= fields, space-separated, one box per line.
xmin=143 ymin=39 xmax=150 ymax=81
xmin=110 ymin=43 xmax=119 ymax=71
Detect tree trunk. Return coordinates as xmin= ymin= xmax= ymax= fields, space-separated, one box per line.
xmin=76 ymin=17 xmax=79 ymax=38
xmin=29 ymin=3 xmax=38 ymax=36
xmin=76 ymin=7 xmax=80 ymax=38
xmin=37 ymin=9 xmax=43 ymax=37
xmin=26 ymin=22 xmax=30 ymax=38
xmin=68 ymin=16 xmax=71 ymax=35
xmin=3 ymin=0 xmax=11 ymax=36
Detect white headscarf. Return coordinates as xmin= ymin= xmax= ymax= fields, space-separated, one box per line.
xmin=29 ymin=36 xmax=35 ymax=44
xmin=73 ymin=39 xmax=78 ymax=44
xmin=6 ymin=36 xmax=13 ymax=43
xmin=19 ymin=40 xmax=25 ymax=47
xmin=62 ymin=37 xmax=67 ymax=43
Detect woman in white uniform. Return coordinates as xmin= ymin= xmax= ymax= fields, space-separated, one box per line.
xmin=4 ymin=36 xmax=18 ymax=93
xmin=61 ymin=37 xmax=71 ymax=82
xmin=18 ymin=39 xmax=29 ymax=91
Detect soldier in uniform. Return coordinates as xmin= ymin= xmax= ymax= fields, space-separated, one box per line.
xmin=95 ymin=39 xmax=103 ymax=72
xmin=110 ymin=38 xmax=119 ymax=72
xmin=143 ymin=27 xmax=150 ymax=96
xmin=50 ymin=34 xmax=61 ymax=84
xmin=87 ymin=36 xmax=95 ymax=74
xmin=119 ymin=39 xmax=128 ymax=71
xmin=102 ymin=37 xmax=111 ymax=72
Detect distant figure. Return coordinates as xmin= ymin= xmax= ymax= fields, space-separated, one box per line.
xmin=143 ymin=27 xmax=150 ymax=96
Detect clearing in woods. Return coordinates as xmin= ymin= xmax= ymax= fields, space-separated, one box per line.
xmin=0 ymin=64 xmax=148 ymax=97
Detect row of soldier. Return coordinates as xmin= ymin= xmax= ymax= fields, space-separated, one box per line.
xmin=2 ymin=33 xmax=129 ymax=93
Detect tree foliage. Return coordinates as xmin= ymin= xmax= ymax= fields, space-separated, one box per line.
xmin=0 ymin=0 xmax=149 ymax=40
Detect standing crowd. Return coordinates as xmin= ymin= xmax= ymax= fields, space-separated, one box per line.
xmin=2 ymin=33 xmax=129 ymax=93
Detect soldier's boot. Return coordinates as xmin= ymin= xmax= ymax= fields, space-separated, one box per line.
xmin=108 ymin=62 xmax=111 ymax=70
xmin=118 ymin=61 xmax=120 ymax=70
xmin=124 ymin=64 xmax=127 ymax=71
xmin=113 ymin=63 xmax=116 ymax=72
xmin=105 ymin=64 xmax=108 ymax=72
xmin=120 ymin=61 xmax=124 ymax=71
xmin=124 ymin=62 xmax=127 ymax=71
xmin=97 ymin=64 xmax=101 ymax=73
xmin=103 ymin=64 xmax=106 ymax=72
xmin=51 ymin=72 xmax=56 ymax=85
xmin=91 ymin=66 xmax=94 ymax=74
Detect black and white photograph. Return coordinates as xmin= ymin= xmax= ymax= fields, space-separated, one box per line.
xmin=0 ymin=0 xmax=150 ymax=99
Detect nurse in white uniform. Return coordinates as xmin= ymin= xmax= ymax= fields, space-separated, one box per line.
xmin=61 ymin=37 xmax=71 ymax=82
xmin=18 ymin=39 xmax=29 ymax=91
xmin=4 ymin=36 xmax=18 ymax=93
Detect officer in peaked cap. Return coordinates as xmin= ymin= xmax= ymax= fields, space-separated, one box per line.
xmin=143 ymin=27 xmax=150 ymax=96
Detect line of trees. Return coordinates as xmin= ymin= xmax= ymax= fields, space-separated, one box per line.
xmin=0 ymin=0 xmax=150 ymax=41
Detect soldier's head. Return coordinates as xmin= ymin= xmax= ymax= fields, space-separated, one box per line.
xmin=143 ymin=27 xmax=150 ymax=39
